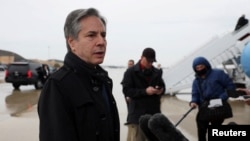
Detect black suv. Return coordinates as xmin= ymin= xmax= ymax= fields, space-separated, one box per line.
xmin=5 ymin=62 xmax=45 ymax=89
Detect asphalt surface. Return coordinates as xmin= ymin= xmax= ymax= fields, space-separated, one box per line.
xmin=0 ymin=71 xmax=250 ymax=141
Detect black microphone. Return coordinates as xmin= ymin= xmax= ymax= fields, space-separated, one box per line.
xmin=139 ymin=114 xmax=159 ymax=141
xmin=148 ymin=113 xmax=189 ymax=141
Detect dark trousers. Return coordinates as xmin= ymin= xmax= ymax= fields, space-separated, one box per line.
xmin=196 ymin=113 xmax=224 ymax=141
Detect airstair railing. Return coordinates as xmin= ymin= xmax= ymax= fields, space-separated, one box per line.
xmin=163 ymin=24 xmax=250 ymax=95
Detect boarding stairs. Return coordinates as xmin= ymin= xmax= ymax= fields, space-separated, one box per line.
xmin=163 ymin=24 xmax=250 ymax=95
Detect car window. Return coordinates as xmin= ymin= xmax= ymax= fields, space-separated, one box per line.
xmin=8 ymin=64 xmax=29 ymax=73
xmin=29 ymin=63 xmax=41 ymax=70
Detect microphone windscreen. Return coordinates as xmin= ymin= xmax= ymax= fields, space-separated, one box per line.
xmin=139 ymin=114 xmax=159 ymax=141
xmin=148 ymin=113 xmax=189 ymax=141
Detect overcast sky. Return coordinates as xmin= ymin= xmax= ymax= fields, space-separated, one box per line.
xmin=1 ymin=0 xmax=249 ymax=67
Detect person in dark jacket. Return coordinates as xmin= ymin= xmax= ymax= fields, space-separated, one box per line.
xmin=41 ymin=64 xmax=50 ymax=84
xmin=37 ymin=8 xmax=120 ymax=141
xmin=121 ymin=47 xmax=166 ymax=141
xmin=189 ymin=56 xmax=235 ymax=141
xmin=124 ymin=59 xmax=135 ymax=111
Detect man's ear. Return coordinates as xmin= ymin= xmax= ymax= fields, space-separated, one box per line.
xmin=67 ymin=37 xmax=76 ymax=52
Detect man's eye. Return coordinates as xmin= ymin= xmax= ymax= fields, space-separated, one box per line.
xmin=88 ymin=34 xmax=95 ymax=37
xmin=101 ymin=33 xmax=106 ymax=38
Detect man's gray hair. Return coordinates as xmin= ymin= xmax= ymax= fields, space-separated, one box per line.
xmin=64 ymin=8 xmax=106 ymax=51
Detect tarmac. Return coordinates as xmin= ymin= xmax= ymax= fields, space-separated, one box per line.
xmin=0 ymin=94 xmax=250 ymax=141
xmin=1 ymin=66 xmax=250 ymax=140
xmin=0 ymin=67 xmax=249 ymax=141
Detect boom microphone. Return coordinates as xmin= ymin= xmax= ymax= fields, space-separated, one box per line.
xmin=139 ymin=114 xmax=159 ymax=141
xmin=148 ymin=113 xmax=189 ymax=141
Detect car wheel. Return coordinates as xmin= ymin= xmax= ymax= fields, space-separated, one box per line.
xmin=12 ymin=83 xmax=20 ymax=90
xmin=35 ymin=80 xmax=43 ymax=89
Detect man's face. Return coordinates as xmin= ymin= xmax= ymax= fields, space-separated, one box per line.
xmin=195 ymin=64 xmax=206 ymax=71
xmin=128 ymin=61 xmax=134 ymax=68
xmin=68 ymin=16 xmax=107 ymax=65
xmin=141 ymin=56 xmax=154 ymax=69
